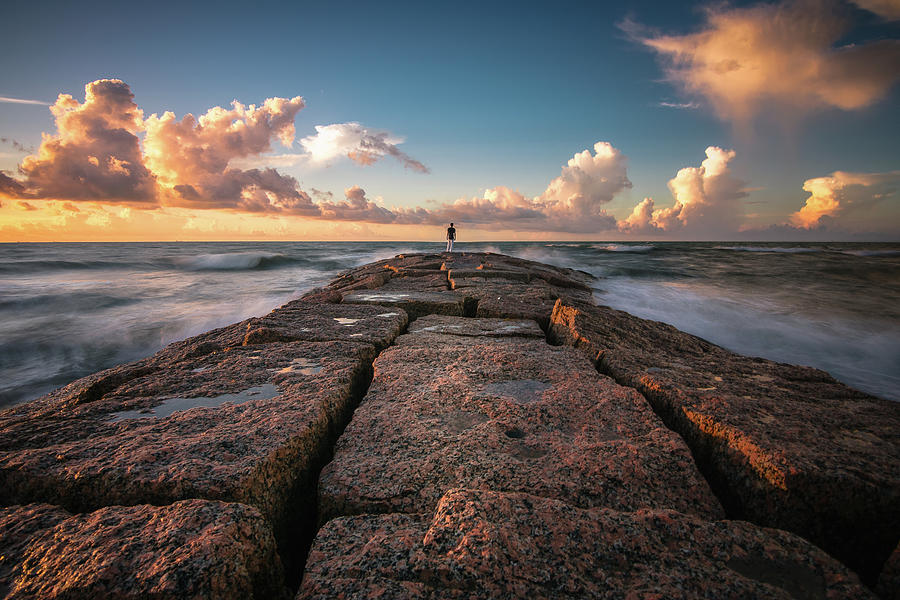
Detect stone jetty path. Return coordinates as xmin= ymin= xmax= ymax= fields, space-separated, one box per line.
xmin=1 ymin=252 xmax=897 ymax=599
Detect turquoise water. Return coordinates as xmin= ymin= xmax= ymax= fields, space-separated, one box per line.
xmin=1 ymin=241 xmax=898 ymax=406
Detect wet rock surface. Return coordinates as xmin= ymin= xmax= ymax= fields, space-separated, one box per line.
xmin=318 ymin=316 xmax=723 ymax=521
xmin=408 ymin=314 xmax=545 ymax=338
xmin=549 ymin=298 xmax=900 ymax=584
xmin=342 ymin=290 xmax=468 ymax=319
xmin=299 ymin=488 xmax=873 ymax=600
xmin=0 ymin=500 xmax=283 ymax=599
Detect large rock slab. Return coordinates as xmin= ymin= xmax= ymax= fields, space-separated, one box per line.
xmin=550 ymin=298 xmax=900 ymax=583
xmin=318 ymin=320 xmax=723 ymax=521
xmin=299 ymin=488 xmax=873 ymax=599
xmin=0 ymin=339 xmax=377 ymax=582
xmin=0 ymin=500 xmax=283 ymax=599
xmin=408 ymin=314 xmax=544 ymax=339
xmin=342 ymin=290 xmax=469 ymax=319
xmin=166 ymin=301 xmax=408 ymax=352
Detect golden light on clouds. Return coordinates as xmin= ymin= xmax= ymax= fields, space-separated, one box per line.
xmin=632 ymin=0 xmax=900 ymax=122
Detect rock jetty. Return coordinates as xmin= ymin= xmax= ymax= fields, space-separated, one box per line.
xmin=1 ymin=251 xmax=897 ymax=599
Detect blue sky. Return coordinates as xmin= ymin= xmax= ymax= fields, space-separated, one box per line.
xmin=1 ymin=0 xmax=898 ymax=240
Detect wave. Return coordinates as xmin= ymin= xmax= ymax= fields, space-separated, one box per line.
xmin=174 ymin=252 xmax=300 ymax=271
xmin=0 ymin=259 xmax=140 ymax=273
xmin=715 ymin=246 xmax=820 ymax=254
xmin=593 ymin=244 xmax=655 ymax=253
xmin=840 ymin=249 xmax=900 ymax=257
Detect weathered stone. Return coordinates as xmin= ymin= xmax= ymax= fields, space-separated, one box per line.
xmin=0 ymin=339 xmax=376 ymax=583
xmin=549 ymin=298 xmax=900 ymax=583
xmin=877 ymin=543 xmax=900 ymax=600
xmin=318 ymin=322 xmax=723 ymax=521
xmin=0 ymin=500 xmax=283 ymax=599
xmin=342 ymin=289 xmax=468 ymax=319
xmin=246 ymin=301 xmax=408 ymax=351
xmin=299 ymin=488 xmax=873 ymax=600
xmin=377 ymin=272 xmax=450 ymax=292
xmin=409 ymin=314 xmax=545 ymax=339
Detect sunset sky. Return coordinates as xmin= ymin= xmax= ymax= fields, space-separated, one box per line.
xmin=1 ymin=0 xmax=898 ymax=241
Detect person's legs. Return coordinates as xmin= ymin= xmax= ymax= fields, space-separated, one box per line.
xmin=446 ymin=239 xmax=453 ymax=252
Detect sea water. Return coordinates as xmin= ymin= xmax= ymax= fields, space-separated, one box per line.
xmin=1 ymin=241 xmax=898 ymax=407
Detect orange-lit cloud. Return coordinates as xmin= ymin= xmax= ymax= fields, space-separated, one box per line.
xmin=8 ymin=79 xmax=157 ymax=203
xmin=618 ymin=146 xmax=746 ymax=234
xmin=629 ymin=0 xmax=900 ymax=122
xmin=299 ymin=122 xmax=430 ymax=173
xmin=1 ymin=80 xmax=432 ymax=219
xmin=790 ymin=170 xmax=900 ymax=228
xmin=143 ymin=95 xmax=320 ymax=214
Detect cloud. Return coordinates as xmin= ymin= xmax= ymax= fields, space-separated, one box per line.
xmin=629 ymin=0 xmax=900 ymax=122
xmin=16 ymin=201 xmax=38 ymax=211
xmin=375 ymin=142 xmax=629 ymax=232
xmin=9 ymin=79 xmax=157 ymax=203
xmin=790 ymin=170 xmax=900 ymax=228
xmin=0 ymin=96 xmax=50 ymax=106
xmin=300 ymin=122 xmax=429 ymax=173
xmin=852 ymin=0 xmax=900 ymax=20
xmin=316 ymin=185 xmax=399 ymax=223
xmin=618 ymin=146 xmax=747 ymax=234
xmin=143 ymin=95 xmax=320 ymax=214
xmin=658 ymin=101 xmax=700 ymax=109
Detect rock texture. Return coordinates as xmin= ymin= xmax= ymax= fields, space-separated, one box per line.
xmin=0 ymin=500 xmax=283 ymax=599
xmin=299 ymin=488 xmax=873 ymax=600
xmin=318 ymin=316 xmax=723 ymax=521
xmin=549 ymin=298 xmax=900 ymax=584
xmin=0 ymin=302 xmax=407 ymax=585
xmin=3 ymin=251 xmax=897 ymax=597
xmin=877 ymin=543 xmax=900 ymax=600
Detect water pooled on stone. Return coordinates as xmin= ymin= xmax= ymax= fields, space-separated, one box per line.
xmin=110 ymin=383 xmax=281 ymax=421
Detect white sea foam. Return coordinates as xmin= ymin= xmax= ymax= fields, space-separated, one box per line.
xmin=593 ymin=244 xmax=655 ymax=252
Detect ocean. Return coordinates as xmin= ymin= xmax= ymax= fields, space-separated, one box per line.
xmin=1 ymin=241 xmax=898 ymax=407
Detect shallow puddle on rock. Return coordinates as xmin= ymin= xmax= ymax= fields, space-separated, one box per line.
xmin=274 ymin=357 xmax=323 ymax=375
xmin=333 ymin=317 xmax=361 ymax=326
xmin=377 ymin=312 xmax=400 ymax=318
xmin=109 ymin=383 xmax=280 ymax=421
xmin=480 ymin=379 xmax=551 ymax=404
xmin=358 ymin=293 xmax=410 ymax=301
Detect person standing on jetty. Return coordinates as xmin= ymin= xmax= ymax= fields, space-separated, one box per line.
xmin=446 ymin=222 xmax=456 ymax=252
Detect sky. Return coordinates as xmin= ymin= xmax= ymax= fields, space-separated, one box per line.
xmin=1 ymin=0 xmax=898 ymax=241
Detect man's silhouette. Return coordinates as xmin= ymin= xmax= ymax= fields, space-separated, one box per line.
xmin=446 ymin=222 xmax=456 ymax=252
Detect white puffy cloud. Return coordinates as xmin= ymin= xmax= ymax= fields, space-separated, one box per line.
xmin=791 ymin=170 xmax=900 ymax=228
xmin=629 ymin=0 xmax=900 ymax=122
xmin=300 ymin=122 xmax=429 ymax=173
xmin=618 ymin=146 xmax=746 ymax=235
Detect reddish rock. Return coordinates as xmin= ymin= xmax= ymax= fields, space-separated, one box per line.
xmin=318 ymin=319 xmax=723 ymax=521
xmin=342 ymin=290 xmax=468 ymax=319
xmin=299 ymin=488 xmax=873 ymax=599
xmin=0 ymin=339 xmax=377 ymax=582
xmin=549 ymin=298 xmax=900 ymax=583
xmin=0 ymin=500 xmax=283 ymax=599
xmin=408 ymin=314 xmax=545 ymax=339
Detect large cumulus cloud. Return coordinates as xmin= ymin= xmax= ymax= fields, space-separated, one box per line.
xmin=0 ymin=80 xmax=426 ymax=217
xmin=791 ymin=170 xmax=900 ymax=228
xmin=143 ymin=95 xmax=319 ymax=214
xmin=618 ymin=146 xmax=747 ymax=235
xmin=7 ymin=79 xmax=156 ymax=203
xmin=629 ymin=0 xmax=900 ymax=123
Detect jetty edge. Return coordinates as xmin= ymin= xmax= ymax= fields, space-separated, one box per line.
xmin=0 ymin=251 xmax=893 ymax=599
